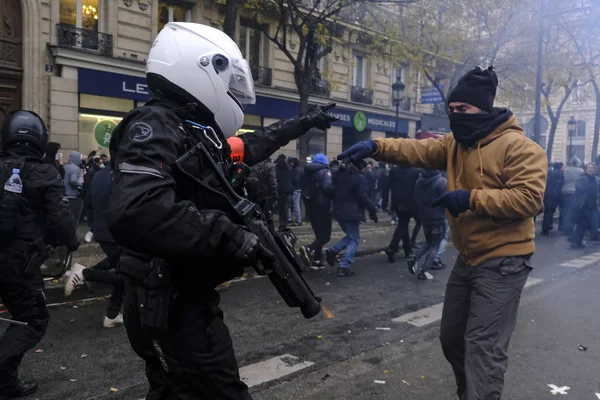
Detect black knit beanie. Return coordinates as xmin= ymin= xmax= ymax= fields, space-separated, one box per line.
xmin=447 ymin=66 xmax=498 ymax=112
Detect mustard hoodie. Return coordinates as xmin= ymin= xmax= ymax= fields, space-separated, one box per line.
xmin=373 ymin=114 xmax=548 ymax=266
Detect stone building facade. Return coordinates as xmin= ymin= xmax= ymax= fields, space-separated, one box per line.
xmin=2 ymin=0 xmax=444 ymax=160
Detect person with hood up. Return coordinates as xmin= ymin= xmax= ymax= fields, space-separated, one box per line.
xmin=63 ymin=151 xmax=84 ymax=198
xmin=408 ymin=170 xmax=448 ymax=280
xmin=326 ymin=159 xmax=378 ymax=276
xmin=559 ymin=156 xmax=584 ymax=234
xmin=42 ymin=142 xmax=65 ymax=179
xmin=338 ymin=65 xmax=547 ymax=399
xmin=299 ymin=153 xmax=334 ymax=269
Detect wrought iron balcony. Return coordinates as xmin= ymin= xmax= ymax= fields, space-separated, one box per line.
xmin=57 ymin=24 xmax=113 ymax=57
xmin=351 ymin=86 xmax=373 ymax=105
xmin=310 ymin=78 xmax=330 ymax=97
xmin=250 ymin=65 xmax=272 ymax=86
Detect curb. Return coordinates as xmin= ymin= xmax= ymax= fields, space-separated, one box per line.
xmin=42 ymin=230 xmax=395 ymax=302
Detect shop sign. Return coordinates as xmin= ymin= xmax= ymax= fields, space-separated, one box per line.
xmin=353 ymin=111 xmax=367 ymax=132
xmin=421 ymin=85 xmax=445 ymax=104
xmin=94 ymin=119 xmax=118 ymax=148
xmin=78 ymin=68 xmax=151 ymax=102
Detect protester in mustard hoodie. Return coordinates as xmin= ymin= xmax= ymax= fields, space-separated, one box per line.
xmin=339 ymin=66 xmax=547 ymax=400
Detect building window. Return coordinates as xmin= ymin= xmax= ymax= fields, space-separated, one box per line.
xmin=239 ymin=19 xmax=264 ymax=66
xmin=158 ymin=1 xmax=192 ymax=32
xmin=353 ymin=53 xmax=367 ymax=88
xmin=394 ymin=67 xmax=404 ymax=84
xmin=577 ymin=120 xmax=586 ymax=137
xmin=60 ymin=0 xmax=100 ymax=31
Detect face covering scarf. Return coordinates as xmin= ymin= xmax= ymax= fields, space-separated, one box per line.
xmin=449 ymin=109 xmax=511 ymax=148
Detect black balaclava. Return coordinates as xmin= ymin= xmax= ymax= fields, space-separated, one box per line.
xmin=447 ymin=66 xmax=511 ymax=147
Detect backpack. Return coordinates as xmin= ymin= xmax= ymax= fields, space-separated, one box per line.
xmin=0 ymin=156 xmax=26 ymax=248
xmin=301 ymin=171 xmax=320 ymax=203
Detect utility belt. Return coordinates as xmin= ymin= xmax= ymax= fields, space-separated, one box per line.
xmin=118 ymin=252 xmax=174 ymax=333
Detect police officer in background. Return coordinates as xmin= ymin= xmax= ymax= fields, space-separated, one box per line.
xmin=105 ymin=23 xmax=337 ymax=399
xmin=0 ymin=111 xmax=79 ymax=400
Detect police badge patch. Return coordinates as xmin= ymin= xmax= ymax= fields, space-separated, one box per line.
xmin=129 ymin=122 xmax=153 ymax=142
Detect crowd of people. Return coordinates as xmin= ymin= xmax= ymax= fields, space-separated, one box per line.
xmin=541 ymin=156 xmax=600 ymax=249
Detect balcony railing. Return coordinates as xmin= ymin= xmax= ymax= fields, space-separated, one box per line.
xmin=57 ymin=23 xmax=113 ymax=57
xmin=250 ymin=65 xmax=272 ymax=86
xmin=310 ymin=78 xmax=330 ymax=97
xmin=351 ymin=86 xmax=373 ymax=104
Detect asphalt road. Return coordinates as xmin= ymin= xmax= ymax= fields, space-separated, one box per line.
xmin=7 ymin=230 xmax=600 ymax=400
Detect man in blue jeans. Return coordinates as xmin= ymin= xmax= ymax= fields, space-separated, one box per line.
xmin=326 ymin=159 xmax=378 ymax=276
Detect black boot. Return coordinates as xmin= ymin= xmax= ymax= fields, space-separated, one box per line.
xmin=383 ymin=247 xmax=395 ymax=262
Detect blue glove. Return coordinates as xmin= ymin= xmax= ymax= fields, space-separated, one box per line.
xmin=432 ymin=190 xmax=471 ymax=217
xmin=337 ymin=140 xmax=378 ymax=162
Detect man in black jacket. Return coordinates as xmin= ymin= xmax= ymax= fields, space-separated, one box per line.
xmin=0 ymin=111 xmax=78 ymax=399
xmin=299 ymin=153 xmax=334 ymax=269
xmin=246 ymin=158 xmax=278 ymax=230
xmin=384 ymin=166 xmax=424 ymax=262
xmin=326 ymin=159 xmax=377 ymax=276
xmin=541 ymin=162 xmax=564 ymax=235
xmin=275 ymin=154 xmax=293 ymax=231
xmin=64 ymin=163 xmax=126 ymax=328
xmin=410 ymin=170 xmax=448 ymax=280
xmin=105 ymin=23 xmax=336 ymax=400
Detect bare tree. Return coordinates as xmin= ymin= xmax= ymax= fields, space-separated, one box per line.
xmin=560 ymin=0 xmax=600 ymax=160
xmin=223 ymin=0 xmax=243 ymax=40
xmin=381 ymin=0 xmax=531 ymax=103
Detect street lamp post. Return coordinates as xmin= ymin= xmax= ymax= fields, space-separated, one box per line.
xmin=568 ymin=116 xmax=577 ymax=158
xmin=392 ymin=78 xmax=406 ymax=138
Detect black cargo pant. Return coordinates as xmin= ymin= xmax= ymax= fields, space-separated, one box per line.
xmin=0 ymin=242 xmax=49 ymax=392
xmin=389 ymin=210 xmax=420 ymax=256
xmin=541 ymin=197 xmax=559 ymax=234
xmin=82 ymin=241 xmax=125 ymax=319
xmin=440 ymin=256 xmax=530 ymax=400
xmin=305 ymin=204 xmax=332 ymax=263
xmin=123 ymin=280 xmax=252 ymax=400
xmin=278 ymin=194 xmax=291 ymax=230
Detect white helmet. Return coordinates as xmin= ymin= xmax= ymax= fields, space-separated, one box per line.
xmin=146 ymin=22 xmax=256 ymax=137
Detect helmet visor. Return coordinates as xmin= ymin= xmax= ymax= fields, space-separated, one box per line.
xmin=229 ymin=58 xmax=256 ymax=105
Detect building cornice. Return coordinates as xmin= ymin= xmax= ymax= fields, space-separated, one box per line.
xmin=49 ymin=46 xmax=146 ymax=77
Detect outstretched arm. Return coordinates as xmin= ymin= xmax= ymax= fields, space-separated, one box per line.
xmin=240 ymin=103 xmax=338 ymax=166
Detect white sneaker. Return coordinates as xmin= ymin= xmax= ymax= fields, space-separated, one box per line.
xmin=84 ymin=231 xmax=94 ymax=243
xmin=391 ymin=220 xmax=397 ymax=225
xmin=64 ymin=263 xmax=86 ymax=297
xmin=103 ymin=314 xmax=124 ymax=328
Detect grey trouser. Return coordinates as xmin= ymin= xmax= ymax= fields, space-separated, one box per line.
xmin=440 ymin=255 xmax=530 ymax=400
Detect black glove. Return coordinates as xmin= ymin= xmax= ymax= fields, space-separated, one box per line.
xmin=218 ymin=216 xmax=276 ymax=264
xmin=302 ymin=103 xmax=338 ymax=130
xmin=67 ymin=241 xmax=80 ymax=253
xmin=432 ymin=190 xmax=471 ymax=217
xmin=369 ymin=210 xmax=378 ymax=223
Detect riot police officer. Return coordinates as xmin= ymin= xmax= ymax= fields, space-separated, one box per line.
xmin=105 ymin=23 xmax=337 ymax=399
xmin=0 ymin=111 xmax=79 ymax=400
